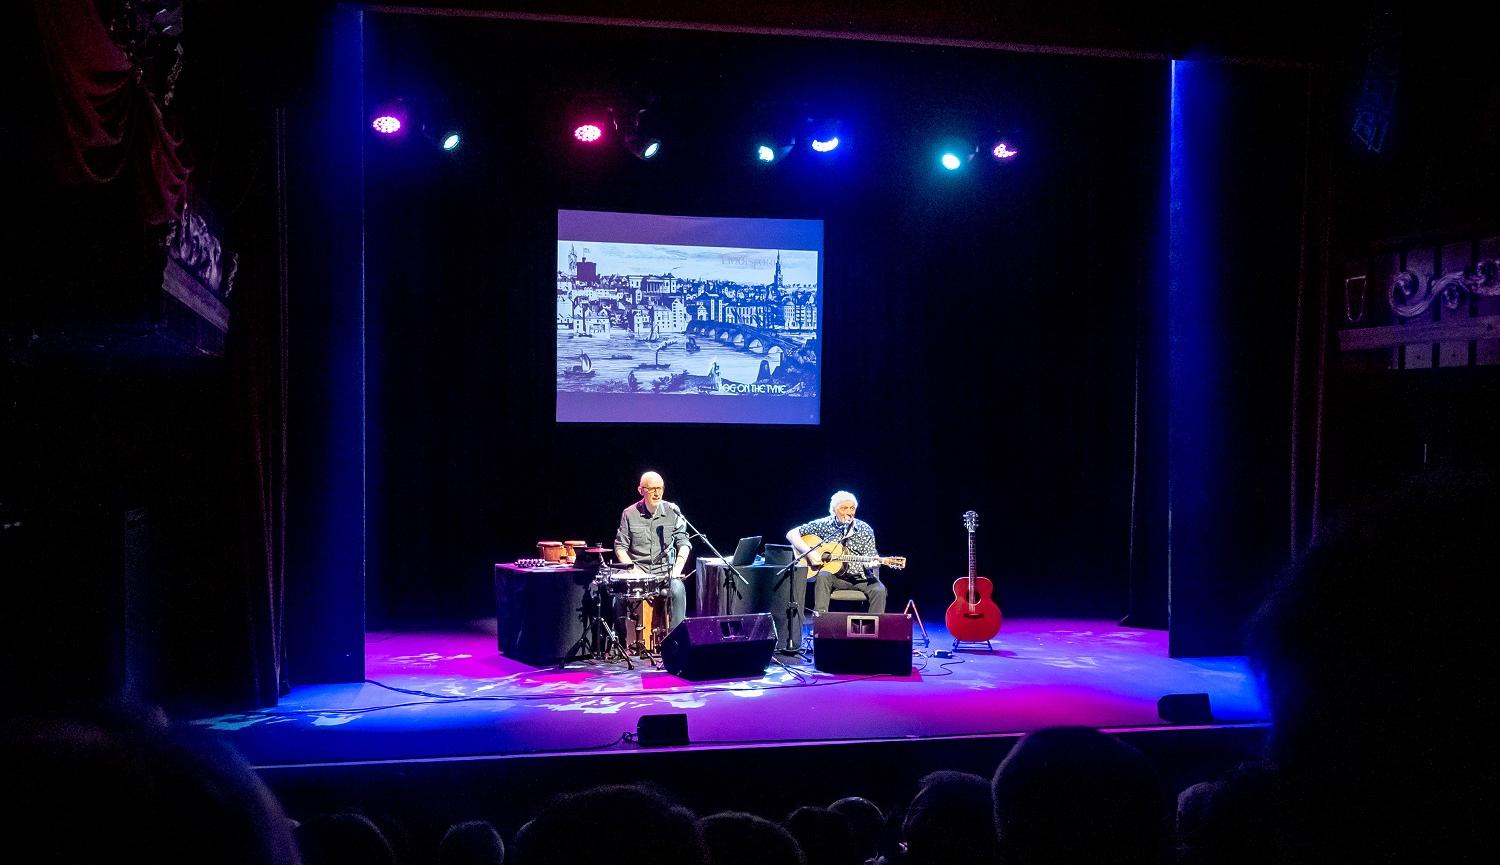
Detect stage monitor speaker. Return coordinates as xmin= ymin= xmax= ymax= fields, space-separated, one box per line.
xmin=813 ymin=612 xmax=913 ymax=675
xmin=1157 ymin=692 xmax=1213 ymax=724
xmin=661 ymin=614 xmax=776 ymax=680
xmin=636 ymin=713 xmax=689 ymax=747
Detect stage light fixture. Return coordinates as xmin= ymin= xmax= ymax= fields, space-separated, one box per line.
xmin=613 ymin=106 xmax=663 ymax=162
xmin=991 ymin=140 xmax=1019 ymax=160
xmin=625 ymin=137 xmax=661 ymax=160
xmin=935 ymin=139 xmax=978 ymax=172
xmin=804 ymin=117 xmax=844 ymax=155
xmin=440 ymin=131 xmax=462 ymax=151
xmin=753 ymin=134 xmax=795 ymax=165
xmin=371 ymin=100 xmax=408 ymax=137
xmin=574 ymin=123 xmax=604 ymax=143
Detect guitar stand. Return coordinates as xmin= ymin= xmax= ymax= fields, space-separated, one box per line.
xmin=903 ymin=598 xmax=931 ymax=648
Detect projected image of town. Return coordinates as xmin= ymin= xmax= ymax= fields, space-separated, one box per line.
xmin=556 ymin=210 xmax=823 ymax=424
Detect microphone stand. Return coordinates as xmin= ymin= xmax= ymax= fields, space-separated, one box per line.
xmin=770 ymin=540 xmax=831 ymax=655
xmin=676 ymin=508 xmax=749 ymax=618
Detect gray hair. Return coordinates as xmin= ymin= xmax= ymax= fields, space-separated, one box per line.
xmin=828 ymin=490 xmax=858 ymax=516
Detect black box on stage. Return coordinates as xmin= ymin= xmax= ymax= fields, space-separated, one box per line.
xmin=636 ymin=713 xmax=689 ymax=747
xmin=762 ymin=544 xmax=796 ymax=566
xmin=1157 ymin=692 xmax=1213 ymax=724
xmin=661 ymin=614 xmax=776 ymax=680
xmin=813 ymin=613 xmax=913 ymax=675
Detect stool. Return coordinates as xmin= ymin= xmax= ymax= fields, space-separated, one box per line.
xmin=805 ymin=575 xmax=873 ymax=614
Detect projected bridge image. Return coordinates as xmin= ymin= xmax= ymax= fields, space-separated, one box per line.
xmin=556 ymin=242 xmax=821 ymax=399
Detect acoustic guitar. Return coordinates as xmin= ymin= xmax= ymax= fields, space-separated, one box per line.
xmin=799 ymin=533 xmax=907 ymax=579
xmin=945 ymin=510 xmax=1001 ymax=642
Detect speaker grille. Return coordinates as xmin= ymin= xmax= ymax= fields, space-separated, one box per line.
xmin=812 ymin=612 xmax=913 ymax=675
xmin=661 ymin=614 xmax=776 ymax=680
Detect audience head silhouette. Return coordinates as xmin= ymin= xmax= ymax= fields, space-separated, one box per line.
xmin=782 ymin=806 xmax=860 ymax=865
xmin=513 ymin=784 xmax=704 ymax=865
xmin=295 ymin=813 xmax=395 ymax=865
xmin=1244 ymin=470 xmax=1498 ymax=862
xmin=991 ymin=726 xmax=1167 ymax=865
xmin=438 ymin=820 xmax=505 ymax=865
xmin=698 ymin=811 xmax=804 ymax=865
xmin=1 ymin=706 xmax=300 ymax=865
xmin=827 ymin=797 xmax=883 ymax=864
xmin=901 ymin=770 xmax=998 ymax=865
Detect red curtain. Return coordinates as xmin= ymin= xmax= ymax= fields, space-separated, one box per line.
xmin=32 ymin=0 xmax=190 ymax=224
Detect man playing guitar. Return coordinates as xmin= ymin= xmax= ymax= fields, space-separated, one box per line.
xmin=787 ymin=490 xmax=891 ymax=615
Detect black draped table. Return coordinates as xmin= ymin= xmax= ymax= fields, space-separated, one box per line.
xmin=492 ymin=563 xmax=595 ymax=664
xmin=694 ymin=558 xmax=808 ymax=652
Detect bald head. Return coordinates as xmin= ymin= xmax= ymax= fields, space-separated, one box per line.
xmin=638 ymin=472 xmax=666 ymax=512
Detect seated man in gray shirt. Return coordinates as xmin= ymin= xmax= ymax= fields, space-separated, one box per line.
xmin=614 ymin=470 xmax=691 ymax=628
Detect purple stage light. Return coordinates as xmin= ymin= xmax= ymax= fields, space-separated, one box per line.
xmin=372 ymin=115 xmax=402 ymax=135
xmin=992 ymin=141 xmax=1019 ymax=160
xmin=574 ymin=123 xmax=603 ymax=143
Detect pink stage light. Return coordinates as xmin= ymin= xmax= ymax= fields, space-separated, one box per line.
xmin=371 ymin=115 xmax=403 ymax=135
xmin=573 ymin=123 xmax=603 ymax=143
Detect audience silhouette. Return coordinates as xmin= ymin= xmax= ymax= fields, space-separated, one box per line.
xmin=698 ymin=811 xmax=805 ymax=865
xmin=991 ymin=726 xmax=1168 ymax=865
xmin=1 ymin=706 xmax=300 ymax=865
xmin=783 ymin=805 xmax=861 ymax=865
xmin=512 ymin=784 xmax=705 ymax=865
xmin=900 ymin=770 xmax=999 ymax=865
xmin=437 ymin=820 xmax=505 ymax=865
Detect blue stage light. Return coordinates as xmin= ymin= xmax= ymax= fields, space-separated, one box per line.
xmin=441 ymin=132 xmax=461 ymax=151
xmin=941 ymin=152 xmax=962 ymax=170
xmin=810 ymin=136 xmax=840 ymax=153
xmin=753 ymin=134 xmax=795 ymax=165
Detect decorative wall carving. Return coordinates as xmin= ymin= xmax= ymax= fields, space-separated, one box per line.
xmin=1337 ymin=234 xmax=1500 ymax=370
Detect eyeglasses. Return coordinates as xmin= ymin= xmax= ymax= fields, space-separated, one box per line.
xmin=642 ymin=486 xmax=664 ymax=493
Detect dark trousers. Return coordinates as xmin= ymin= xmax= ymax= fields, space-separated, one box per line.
xmin=814 ymin=571 xmax=887 ymax=613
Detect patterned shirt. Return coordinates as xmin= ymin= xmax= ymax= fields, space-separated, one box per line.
xmin=615 ymin=500 xmax=690 ymax=576
xmin=795 ymin=516 xmax=879 ymax=581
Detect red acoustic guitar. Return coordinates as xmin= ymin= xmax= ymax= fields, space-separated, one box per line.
xmin=945 ymin=510 xmax=1001 ymax=645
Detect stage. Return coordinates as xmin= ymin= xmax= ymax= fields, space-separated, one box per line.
xmin=185 ymin=616 xmax=1269 ymax=832
xmin=195 ymin=617 xmax=1267 ymax=767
